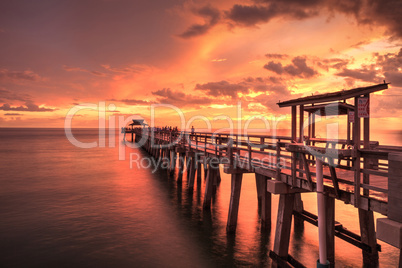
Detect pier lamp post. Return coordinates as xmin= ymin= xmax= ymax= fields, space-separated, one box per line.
xmin=316 ymin=156 xmax=330 ymax=267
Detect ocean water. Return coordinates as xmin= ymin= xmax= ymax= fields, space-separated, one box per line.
xmin=0 ymin=128 xmax=400 ymax=267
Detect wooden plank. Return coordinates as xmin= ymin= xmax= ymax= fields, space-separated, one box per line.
xmin=227 ymin=172 xmax=243 ymax=232
xmin=360 ymin=184 xmax=387 ymax=193
xmin=360 ymin=168 xmax=387 ymax=177
xmin=273 ymin=193 xmax=295 ymax=257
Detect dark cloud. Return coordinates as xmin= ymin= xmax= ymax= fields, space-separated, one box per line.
xmin=333 ymin=48 xmax=402 ymax=88
xmin=179 ymin=6 xmax=220 ymax=38
xmin=107 ymin=99 xmax=152 ymax=105
xmin=264 ymin=56 xmax=318 ymax=78
xmin=265 ymin=53 xmax=288 ymax=59
xmin=317 ymin=58 xmax=350 ymax=71
xmin=226 ymin=5 xmax=274 ymax=26
xmin=353 ymin=0 xmax=402 ymax=39
xmin=350 ymin=40 xmax=371 ymax=49
xmin=101 ymin=64 xmax=148 ymax=74
xmin=226 ymin=1 xmax=319 ymax=27
xmin=63 ymin=65 xmax=105 ymax=76
xmin=0 ymin=69 xmax=41 ymax=81
xmin=0 ymin=88 xmax=31 ymax=102
xmin=263 ymin=61 xmax=284 ymax=74
xmin=284 ymin=57 xmax=317 ymax=78
xmin=384 ymin=71 xmax=402 ymax=87
xmin=336 ymin=67 xmax=378 ymax=82
xmin=223 ymin=0 xmax=402 ymax=38
xmin=373 ymin=48 xmax=402 ymax=72
xmin=4 ymin=113 xmax=23 ymax=116
xmin=90 ymin=71 xmax=104 ymax=76
xmin=195 ymin=80 xmax=249 ymax=98
xmin=0 ymin=101 xmax=55 ymax=112
xmin=152 ymin=88 xmax=212 ymax=106
xmin=194 ymin=76 xmax=295 ymax=112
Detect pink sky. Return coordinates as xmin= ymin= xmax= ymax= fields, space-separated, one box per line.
xmin=0 ymin=0 xmax=401 ymax=129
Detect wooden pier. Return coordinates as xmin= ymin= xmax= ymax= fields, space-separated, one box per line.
xmin=123 ymin=83 xmax=402 ymax=267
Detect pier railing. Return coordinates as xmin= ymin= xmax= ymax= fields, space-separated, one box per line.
xmin=126 ymin=128 xmax=402 ymax=216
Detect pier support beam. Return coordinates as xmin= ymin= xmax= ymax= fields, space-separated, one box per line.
xmin=203 ymin=157 xmax=208 ymax=180
xmin=168 ymin=150 xmax=176 ymax=176
xmin=203 ymin=158 xmax=218 ymax=209
xmin=316 ymin=157 xmax=330 ymax=267
xmin=213 ymin=166 xmax=220 ymax=194
xmin=177 ymin=152 xmax=185 ymax=183
xmin=358 ymin=209 xmax=378 ymax=266
xmin=294 ymin=193 xmax=304 ymax=228
xmin=326 ymin=195 xmax=335 ymax=266
xmin=196 ymin=161 xmax=202 ymax=182
xmin=255 ymin=174 xmax=271 ymax=229
xmin=227 ymin=172 xmax=243 ymax=233
xmin=187 ymin=153 xmax=196 ymax=189
xmin=273 ymin=193 xmax=295 ymax=258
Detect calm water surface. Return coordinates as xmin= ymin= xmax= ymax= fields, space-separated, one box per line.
xmin=0 ymin=128 xmax=400 ymax=267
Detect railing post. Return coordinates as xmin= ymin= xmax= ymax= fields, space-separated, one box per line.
xmin=248 ymin=137 xmax=252 ymax=171
xmin=260 ymin=137 xmax=264 ymax=152
xmin=204 ymin=136 xmax=207 ymax=155
xmin=228 ymin=138 xmax=233 ymax=167
xmin=276 ymin=141 xmax=281 ymax=180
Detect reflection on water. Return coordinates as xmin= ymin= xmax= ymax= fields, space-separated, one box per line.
xmin=0 ymin=128 xmax=399 ymax=267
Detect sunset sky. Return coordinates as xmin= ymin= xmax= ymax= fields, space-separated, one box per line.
xmin=0 ymin=0 xmax=401 ymax=130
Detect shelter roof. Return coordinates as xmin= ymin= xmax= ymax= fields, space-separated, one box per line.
xmin=277 ymin=83 xmax=388 ymax=108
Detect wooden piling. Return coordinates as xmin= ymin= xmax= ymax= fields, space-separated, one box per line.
xmin=255 ymin=174 xmax=264 ymax=208
xmin=177 ymin=152 xmax=185 ymax=183
xmin=168 ymin=149 xmax=176 ymax=176
xmin=196 ymin=161 xmax=202 ymax=182
xmin=293 ymin=193 xmax=304 ymax=228
xmin=203 ymin=158 xmax=218 ymax=209
xmin=358 ymin=209 xmax=378 ymax=266
xmin=255 ymin=174 xmax=272 ymax=229
xmin=273 ymin=193 xmax=295 ymax=258
xmin=188 ymin=153 xmax=196 ymax=189
xmin=227 ymin=172 xmax=243 ymax=233
xmin=326 ymin=195 xmax=335 ymax=266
